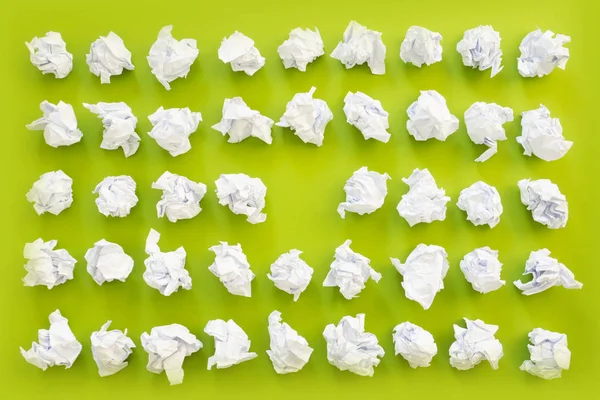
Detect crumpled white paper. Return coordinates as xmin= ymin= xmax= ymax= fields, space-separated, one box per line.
xmin=26 ymin=32 xmax=73 ymax=78
xmin=20 ymin=310 xmax=82 ymax=370
xmin=85 ymin=239 xmax=134 ymax=285
xmin=83 ymin=102 xmax=140 ymax=157
xmin=143 ymin=229 xmax=191 ymax=296
xmin=93 ymin=175 xmax=138 ymax=217
xmin=278 ymin=27 xmax=324 ymax=71
xmin=323 ymin=240 xmax=381 ymax=300
xmin=213 ymin=97 xmax=274 ymax=144
xmin=148 ymin=107 xmax=201 ymax=156
xmin=208 ymin=242 xmax=255 ymax=297
xmin=86 ymin=32 xmax=133 ymax=83
xmin=204 ymin=319 xmax=258 ymax=369
xmin=337 ymin=166 xmax=390 ymax=218
xmin=343 ymin=91 xmax=390 ymax=142
xmin=218 ymin=31 xmax=265 ymax=76
xmin=449 ymin=318 xmax=503 ymax=370
xmin=520 ymin=328 xmax=571 ymax=379
xmin=27 ymin=101 xmax=83 ymax=147
xmin=23 ymin=239 xmax=76 ymax=289
xmin=330 ymin=21 xmax=386 ymax=75
xmin=267 ymin=311 xmax=313 ymax=374
xmin=400 ymin=26 xmax=443 ymax=67
xmin=518 ymin=29 xmax=570 ymax=78
xmin=456 ymin=25 xmax=503 ymax=77
xmin=323 ymin=314 xmax=384 ymax=376
xmin=514 ymin=249 xmax=582 ymax=295
xmin=91 ymin=321 xmax=135 ymax=377
xmin=518 ymin=178 xmax=568 ymax=229
xmin=392 ymin=322 xmax=437 ymax=368
xmin=397 ymin=168 xmax=450 ymax=226
xmin=391 ymin=244 xmax=449 ymax=310
xmin=267 ymin=250 xmax=314 ymax=301
xmin=460 ymin=247 xmax=505 ymax=294
xmin=215 ymin=173 xmax=267 ymax=224
xmin=464 ymin=102 xmax=514 ymax=162
xmin=407 ymin=90 xmax=459 ymax=141
xmin=276 ymin=87 xmax=333 ymax=146
xmin=26 ymin=170 xmax=73 ymax=215
xmin=517 ymin=105 xmax=572 ymax=161
xmin=152 ymin=172 xmax=207 ymax=222
xmin=456 ymin=181 xmax=503 ymax=228
xmin=147 ymin=25 xmax=199 ymax=90
xmin=141 ymin=324 xmax=202 ymax=385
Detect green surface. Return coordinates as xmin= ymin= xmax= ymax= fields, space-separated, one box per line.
xmin=1 ymin=0 xmax=599 ymax=398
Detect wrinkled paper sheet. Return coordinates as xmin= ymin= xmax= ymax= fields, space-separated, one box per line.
xmin=331 ymin=21 xmax=386 ymax=75
xmin=205 ymin=319 xmax=258 ymax=369
xmin=141 ymin=324 xmax=202 ymax=385
xmin=20 ymin=310 xmax=82 ymax=370
xmin=323 ymin=314 xmax=384 ymax=376
xmin=323 ymin=240 xmax=381 ymax=299
xmin=391 ymin=244 xmax=449 ymax=310
xmin=514 ymin=249 xmax=582 ymax=295
xmin=267 ymin=311 xmax=313 ymax=374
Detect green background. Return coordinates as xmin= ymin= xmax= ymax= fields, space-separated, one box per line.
xmin=1 ymin=0 xmax=598 ymax=398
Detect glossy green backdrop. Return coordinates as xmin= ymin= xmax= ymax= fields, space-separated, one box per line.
xmin=1 ymin=0 xmax=598 ymax=398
